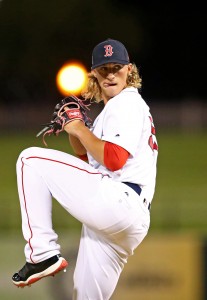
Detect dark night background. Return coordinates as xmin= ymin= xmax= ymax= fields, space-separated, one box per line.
xmin=0 ymin=0 xmax=206 ymax=107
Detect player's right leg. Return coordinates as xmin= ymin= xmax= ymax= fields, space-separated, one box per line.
xmin=12 ymin=254 xmax=68 ymax=287
xmin=12 ymin=146 xmax=104 ymax=287
xmin=12 ymin=146 xmax=150 ymax=289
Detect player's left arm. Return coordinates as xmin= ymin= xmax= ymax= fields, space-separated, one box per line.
xmin=65 ymin=120 xmax=129 ymax=170
xmin=104 ymin=141 xmax=130 ymax=171
xmin=65 ymin=120 xmax=105 ymax=165
xmin=68 ymin=134 xmax=87 ymax=155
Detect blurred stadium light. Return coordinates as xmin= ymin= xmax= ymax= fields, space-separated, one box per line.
xmin=56 ymin=61 xmax=88 ymax=97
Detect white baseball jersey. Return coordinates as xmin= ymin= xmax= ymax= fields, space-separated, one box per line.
xmin=88 ymin=87 xmax=158 ymax=202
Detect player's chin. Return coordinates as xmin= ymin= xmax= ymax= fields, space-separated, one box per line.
xmin=103 ymin=86 xmax=122 ymax=99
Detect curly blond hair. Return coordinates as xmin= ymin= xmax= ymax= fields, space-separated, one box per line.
xmin=81 ymin=63 xmax=142 ymax=103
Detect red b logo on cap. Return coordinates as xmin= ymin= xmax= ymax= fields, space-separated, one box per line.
xmin=104 ymin=45 xmax=113 ymax=57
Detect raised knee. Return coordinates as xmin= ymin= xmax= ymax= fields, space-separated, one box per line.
xmin=16 ymin=147 xmax=40 ymax=166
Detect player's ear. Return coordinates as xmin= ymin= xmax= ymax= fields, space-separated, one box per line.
xmin=91 ymin=70 xmax=97 ymax=78
xmin=127 ymin=63 xmax=133 ymax=74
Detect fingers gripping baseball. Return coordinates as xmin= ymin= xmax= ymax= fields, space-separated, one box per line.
xmin=36 ymin=95 xmax=91 ymax=146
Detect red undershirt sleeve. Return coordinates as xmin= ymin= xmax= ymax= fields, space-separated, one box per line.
xmin=104 ymin=141 xmax=130 ymax=171
xmin=77 ymin=154 xmax=88 ymax=162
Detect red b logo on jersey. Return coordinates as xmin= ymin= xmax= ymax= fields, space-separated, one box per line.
xmin=104 ymin=45 xmax=113 ymax=57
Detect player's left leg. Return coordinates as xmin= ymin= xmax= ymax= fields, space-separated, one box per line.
xmin=73 ymin=219 xmax=149 ymax=300
xmin=73 ymin=185 xmax=150 ymax=300
xmin=73 ymin=225 xmax=123 ymax=300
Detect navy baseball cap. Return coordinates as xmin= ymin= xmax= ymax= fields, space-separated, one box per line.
xmin=91 ymin=39 xmax=130 ymax=70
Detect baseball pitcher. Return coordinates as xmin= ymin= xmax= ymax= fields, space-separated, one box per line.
xmin=12 ymin=38 xmax=158 ymax=300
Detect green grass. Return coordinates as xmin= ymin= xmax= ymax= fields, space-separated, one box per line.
xmin=0 ymin=130 xmax=81 ymax=233
xmin=152 ymin=130 xmax=207 ymax=232
xmin=0 ymin=130 xmax=207 ymax=234
xmin=0 ymin=231 xmax=80 ymax=300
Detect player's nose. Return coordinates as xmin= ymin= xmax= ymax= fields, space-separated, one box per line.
xmin=106 ymin=72 xmax=115 ymax=80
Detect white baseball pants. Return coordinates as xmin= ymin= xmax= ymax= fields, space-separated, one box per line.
xmin=16 ymin=147 xmax=150 ymax=300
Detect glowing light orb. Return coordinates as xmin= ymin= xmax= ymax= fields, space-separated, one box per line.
xmin=56 ymin=62 xmax=88 ymax=96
